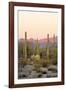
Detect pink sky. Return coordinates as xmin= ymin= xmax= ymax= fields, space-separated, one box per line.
xmin=18 ymin=11 xmax=58 ymax=39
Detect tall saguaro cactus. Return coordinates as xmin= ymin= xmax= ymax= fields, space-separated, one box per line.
xmin=24 ymin=32 xmax=27 ymax=60
xmin=47 ymin=34 xmax=50 ymax=63
xmin=35 ymin=38 xmax=40 ymax=55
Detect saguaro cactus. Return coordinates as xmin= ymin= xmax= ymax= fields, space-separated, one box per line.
xmin=35 ymin=38 xmax=40 ymax=55
xmin=46 ymin=34 xmax=50 ymax=63
xmin=24 ymin=32 xmax=27 ymax=60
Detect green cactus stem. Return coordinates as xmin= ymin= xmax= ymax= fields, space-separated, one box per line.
xmin=35 ymin=38 xmax=40 ymax=55
xmin=47 ymin=34 xmax=50 ymax=63
xmin=24 ymin=32 xmax=27 ymax=60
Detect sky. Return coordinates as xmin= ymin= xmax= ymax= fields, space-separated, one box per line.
xmin=18 ymin=10 xmax=58 ymax=39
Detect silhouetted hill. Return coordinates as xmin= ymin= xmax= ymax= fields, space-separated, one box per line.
xmin=18 ymin=37 xmax=57 ymax=48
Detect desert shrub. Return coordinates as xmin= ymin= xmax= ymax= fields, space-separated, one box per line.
xmin=32 ymin=54 xmax=42 ymax=72
xmin=33 ymin=55 xmax=42 ymax=66
xmin=50 ymin=47 xmax=57 ymax=65
xmin=31 ymin=54 xmax=35 ymax=60
xmin=52 ymin=59 xmax=57 ymax=65
xmin=41 ymin=59 xmax=50 ymax=67
xmin=21 ymin=59 xmax=27 ymax=66
xmin=34 ymin=55 xmax=40 ymax=61
xmin=26 ymin=58 xmax=31 ymax=64
xmin=18 ymin=43 xmax=24 ymax=58
xmin=31 ymin=54 xmax=41 ymax=64
xmin=34 ymin=63 xmax=41 ymax=72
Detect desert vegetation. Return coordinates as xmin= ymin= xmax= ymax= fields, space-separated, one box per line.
xmin=18 ymin=32 xmax=57 ymax=79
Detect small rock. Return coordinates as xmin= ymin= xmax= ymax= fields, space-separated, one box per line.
xmin=24 ymin=65 xmax=34 ymax=71
xmin=41 ymin=74 xmax=47 ymax=78
xmin=47 ymin=72 xmax=57 ymax=77
xmin=48 ymin=65 xmax=57 ymax=72
xmin=37 ymin=73 xmax=42 ymax=78
xmin=28 ymin=71 xmax=38 ymax=78
xmin=40 ymin=67 xmax=48 ymax=73
xmin=18 ymin=72 xmax=26 ymax=78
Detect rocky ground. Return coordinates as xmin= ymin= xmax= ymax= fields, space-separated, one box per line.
xmin=18 ymin=62 xmax=57 ymax=79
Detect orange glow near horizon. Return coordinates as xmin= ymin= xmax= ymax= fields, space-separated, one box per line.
xmin=18 ymin=11 xmax=58 ymax=39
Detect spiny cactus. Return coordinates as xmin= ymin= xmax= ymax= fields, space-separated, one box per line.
xmin=34 ymin=38 xmax=40 ymax=55
xmin=53 ymin=34 xmax=55 ymax=45
xmin=46 ymin=34 xmax=50 ymax=64
xmin=46 ymin=46 xmax=49 ymax=62
xmin=24 ymin=32 xmax=27 ymax=60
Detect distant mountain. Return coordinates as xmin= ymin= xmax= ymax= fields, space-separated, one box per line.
xmin=18 ymin=37 xmax=57 ymax=48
